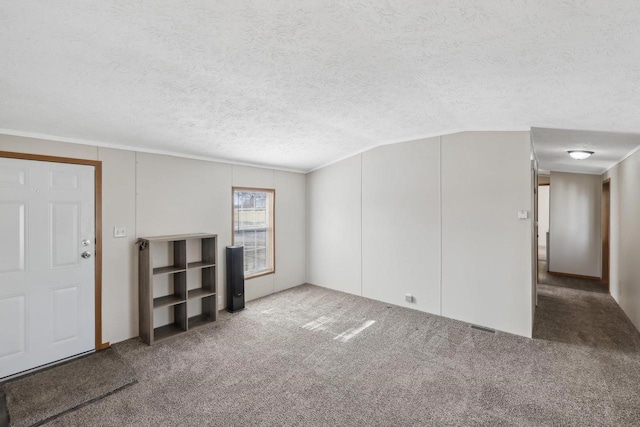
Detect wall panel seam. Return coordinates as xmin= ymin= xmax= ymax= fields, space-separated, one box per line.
xmin=360 ymin=154 xmax=363 ymax=297
xmin=439 ymin=136 xmax=443 ymax=316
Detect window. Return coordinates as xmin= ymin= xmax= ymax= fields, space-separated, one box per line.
xmin=232 ymin=187 xmax=275 ymax=278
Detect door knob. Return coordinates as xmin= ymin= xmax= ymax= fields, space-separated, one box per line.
xmin=81 ymin=251 xmax=92 ymax=259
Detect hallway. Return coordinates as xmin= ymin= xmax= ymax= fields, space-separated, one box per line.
xmin=535 ymin=284 xmax=639 ymax=349
xmin=532 ymin=283 xmax=640 ymax=423
xmin=537 ymin=246 xmax=609 ymax=294
xmin=538 ymin=260 xmax=609 ymax=294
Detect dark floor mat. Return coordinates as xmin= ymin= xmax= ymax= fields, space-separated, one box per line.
xmin=2 ymin=348 xmax=136 ymax=427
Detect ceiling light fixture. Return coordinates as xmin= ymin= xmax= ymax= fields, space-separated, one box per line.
xmin=567 ymin=150 xmax=594 ymax=160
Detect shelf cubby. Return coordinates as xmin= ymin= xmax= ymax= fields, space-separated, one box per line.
xmin=152 ymin=302 xmax=187 ymax=343
xmin=139 ymin=233 xmax=217 ymax=345
xmin=152 ymin=270 xmax=186 ymax=309
xmin=152 ymin=239 xmax=186 ymax=276
xmin=154 ymin=324 xmax=185 ymax=343
xmin=188 ymin=295 xmax=217 ymax=329
xmin=187 ymin=236 xmax=216 ymax=269
xmin=187 ymin=266 xmax=215 ymax=297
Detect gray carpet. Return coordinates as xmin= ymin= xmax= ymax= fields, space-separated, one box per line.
xmin=2 ymin=348 xmax=136 ymax=427
xmin=538 ymin=260 xmax=609 ymax=294
xmin=0 ymin=392 xmax=7 ymax=427
xmin=22 ymin=283 xmax=640 ymax=426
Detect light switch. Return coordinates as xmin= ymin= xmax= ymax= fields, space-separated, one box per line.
xmin=517 ymin=210 xmax=528 ymax=219
xmin=113 ymin=226 xmax=127 ymax=238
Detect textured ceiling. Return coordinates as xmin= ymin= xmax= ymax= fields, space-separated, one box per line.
xmin=532 ymin=127 xmax=640 ymax=174
xmin=1 ymin=1 xmax=640 ymax=172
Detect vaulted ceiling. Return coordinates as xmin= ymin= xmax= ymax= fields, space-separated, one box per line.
xmin=1 ymin=1 xmax=639 ymax=171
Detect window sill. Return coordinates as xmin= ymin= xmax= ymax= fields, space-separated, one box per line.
xmin=245 ymin=270 xmax=275 ymax=280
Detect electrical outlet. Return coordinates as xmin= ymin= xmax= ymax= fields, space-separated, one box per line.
xmin=405 ymin=293 xmax=414 ymax=303
xmin=218 ymin=295 xmax=223 ymax=307
xmin=113 ymin=226 xmax=127 ymax=238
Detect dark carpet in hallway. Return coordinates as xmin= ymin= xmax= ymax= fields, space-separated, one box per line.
xmin=26 ymin=284 xmax=640 ymax=426
xmin=538 ymin=260 xmax=609 ymax=294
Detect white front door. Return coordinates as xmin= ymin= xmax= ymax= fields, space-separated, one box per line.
xmin=0 ymin=157 xmax=95 ymax=379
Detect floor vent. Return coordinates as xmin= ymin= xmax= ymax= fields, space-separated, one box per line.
xmin=471 ymin=325 xmax=496 ymax=334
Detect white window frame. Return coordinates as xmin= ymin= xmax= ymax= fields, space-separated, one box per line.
xmin=232 ymin=187 xmax=275 ymax=279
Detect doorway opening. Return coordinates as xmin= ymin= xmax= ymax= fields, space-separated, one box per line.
xmin=536 ymin=171 xmax=609 ymax=294
xmin=536 ymin=176 xmax=550 ymax=280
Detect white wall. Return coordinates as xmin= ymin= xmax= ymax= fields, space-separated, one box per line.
xmin=538 ymin=185 xmax=550 ymax=247
xmin=306 ymin=132 xmax=533 ymax=337
xmin=274 ymin=170 xmax=307 ymax=293
xmin=603 ymin=149 xmax=640 ymax=331
xmin=549 ymin=172 xmax=601 ymax=278
xmin=441 ymin=132 xmax=532 ymax=337
xmin=306 ymin=155 xmax=361 ymax=296
xmin=0 ymin=134 xmax=307 ymax=344
xmin=99 ymin=148 xmax=137 ymax=344
xmin=361 ymin=138 xmax=441 ymax=313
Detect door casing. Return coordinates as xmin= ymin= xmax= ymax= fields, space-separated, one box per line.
xmin=602 ymin=179 xmax=611 ymax=288
xmin=0 ymin=150 xmax=108 ymax=351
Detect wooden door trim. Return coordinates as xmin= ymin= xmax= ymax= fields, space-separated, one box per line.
xmin=0 ymin=150 xmax=109 ymax=351
xmin=602 ymin=179 xmax=611 ymax=288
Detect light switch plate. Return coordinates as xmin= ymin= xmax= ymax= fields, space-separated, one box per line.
xmin=113 ymin=226 xmax=127 ymax=238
